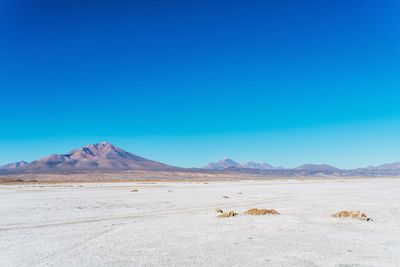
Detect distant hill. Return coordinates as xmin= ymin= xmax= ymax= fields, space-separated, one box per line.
xmin=241 ymin=161 xmax=274 ymax=169
xmin=0 ymin=142 xmax=179 ymax=173
xmin=373 ymin=161 xmax=400 ymax=170
xmin=204 ymin=158 xmax=274 ymax=170
xmin=346 ymin=161 xmax=400 ymax=176
xmin=294 ymin=164 xmax=340 ymax=172
xmin=203 ymin=158 xmax=241 ymax=170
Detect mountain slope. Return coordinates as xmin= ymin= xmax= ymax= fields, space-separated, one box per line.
xmin=1 ymin=142 xmax=179 ymax=173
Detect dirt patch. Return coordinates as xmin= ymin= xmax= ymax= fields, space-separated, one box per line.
xmin=244 ymin=208 xmax=280 ymax=215
xmin=332 ymin=210 xmax=372 ymax=221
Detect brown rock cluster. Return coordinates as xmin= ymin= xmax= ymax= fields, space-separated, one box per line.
xmin=332 ymin=210 xmax=372 ymax=221
xmin=216 ymin=208 xmax=280 ymax=218
xmin=218 ymin=211 xmax=238 ymax=218
xmin=244 ymin=208 xmax=280 ymax=215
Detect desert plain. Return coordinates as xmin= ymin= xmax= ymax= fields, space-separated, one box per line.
xmin=1 ymin=178 xmax=400 ymax=267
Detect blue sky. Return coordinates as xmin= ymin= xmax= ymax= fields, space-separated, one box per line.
xmin=1 ymin=0 xmax=400 ymax=168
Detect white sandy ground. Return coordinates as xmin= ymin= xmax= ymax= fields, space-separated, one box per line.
xmin=1 ymin=178 xmax=400 ymax=267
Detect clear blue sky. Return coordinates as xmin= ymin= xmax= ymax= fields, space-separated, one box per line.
xmin=1 ymin=0 xmax=400 ymax=168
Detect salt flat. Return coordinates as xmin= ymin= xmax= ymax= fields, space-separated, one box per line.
xmin=1 ymin=178 xmax=400 ymax=267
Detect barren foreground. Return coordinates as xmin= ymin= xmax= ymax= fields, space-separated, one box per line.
xmin=1 ymin=178 xmax=400 ymax=267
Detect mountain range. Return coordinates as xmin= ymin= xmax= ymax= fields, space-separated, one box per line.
xmin=2 ymin=141 xmax=400 ymax=176
xmin=204 ymin=158 xmax=341 ymax=172
xmin=204 ymin=158 xmax=400 ymax=177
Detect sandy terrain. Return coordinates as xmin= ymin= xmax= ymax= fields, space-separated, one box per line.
xmin=1 ymin=178 xmax=400 ymax=267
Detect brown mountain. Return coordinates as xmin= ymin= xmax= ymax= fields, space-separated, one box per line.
xmin=1 ymin=142 xmax=180 ymax=173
